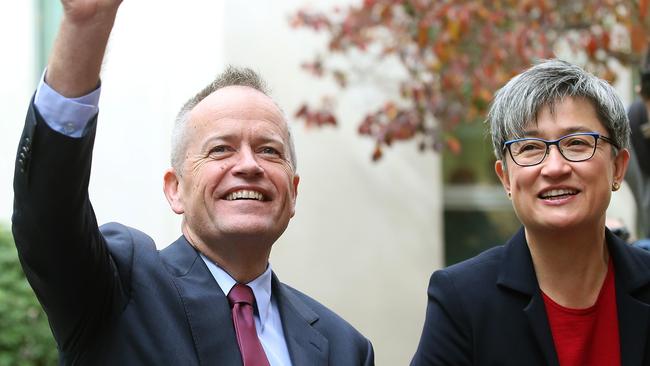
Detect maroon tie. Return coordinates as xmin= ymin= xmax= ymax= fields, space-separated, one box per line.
xmin=227 ymin=284 xmax=270 ymax=366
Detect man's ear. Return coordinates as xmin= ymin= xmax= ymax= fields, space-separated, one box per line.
xmin=163 ymin=168 xmax=184 ymax=214
xmin=495 ymin=160 xmax=511 ymax=194
xmin=289 ymin=174 xmax=300 ymax=218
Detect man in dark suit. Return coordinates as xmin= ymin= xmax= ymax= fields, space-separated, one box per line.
xmin=11 ymin=0 xmax=374 ymax=364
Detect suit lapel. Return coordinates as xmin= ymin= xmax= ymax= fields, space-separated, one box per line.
xmin=160 ymin=237 xmax=242 ymax=366
xmin=272 ymin=274 xmax=328 ymax=366
xmin=497 ymin=228 xmax=560 ymax=366
xmin=607 ymin=231 xmax=650 ymax=366
xmin=523 ymin=292 xmax=560 ymax=366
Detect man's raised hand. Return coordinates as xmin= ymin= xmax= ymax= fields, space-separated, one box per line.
xmin=60 ymin=0 xmax=123 ymax=25
xmin=46 ymin=0 xmax=123 ymax=97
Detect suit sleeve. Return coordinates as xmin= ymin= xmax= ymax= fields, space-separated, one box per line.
xmin=410 ymin=269 xmax=472 ymax=366
xmin=11 ymin=98 xmax=126 ymax=355
xmin=362 ymin=338 xmax=374 ymax=366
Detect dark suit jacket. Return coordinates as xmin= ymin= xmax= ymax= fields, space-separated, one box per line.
xmin=12 ymin=99 xmax=374 ymax=365
xmin=411 ymin=227 xmax=650 ymax=366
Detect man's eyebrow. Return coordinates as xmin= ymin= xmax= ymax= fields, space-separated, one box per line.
xmin=199 ymin=134 xmax=287 ymax=151
xmin=200 ymin=134 xmax=236 ymax=150
xmin=255 ymin=135 xmax=286 ymax=146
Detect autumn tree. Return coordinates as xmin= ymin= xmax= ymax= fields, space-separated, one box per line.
xmin=291 ymin=0 xmax=650 ymax=160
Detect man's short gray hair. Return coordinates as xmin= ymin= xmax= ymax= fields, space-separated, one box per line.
xmin=487 ymin=59 xmax=630 ymax=162
xmin=171 ymin=66 xmax=297 ymax=174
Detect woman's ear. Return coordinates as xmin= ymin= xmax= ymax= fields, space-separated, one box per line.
xmin=612 ymin=148 xmax=630 ymax=186
xmin=495 ymin=160 xmax=511 ymax=194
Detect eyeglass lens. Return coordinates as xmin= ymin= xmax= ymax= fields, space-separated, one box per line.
xmin=509 ymin=134 xmax=597 ymax=166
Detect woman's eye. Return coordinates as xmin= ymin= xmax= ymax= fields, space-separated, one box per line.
xmin=566 ymin=138 xmax=589 ymax=146
xmin=519 ymin=143 xmax=543 ymax=152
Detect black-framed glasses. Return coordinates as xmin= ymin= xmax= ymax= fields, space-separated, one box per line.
xmin=503 ymin=132 xmax=619 ymax=167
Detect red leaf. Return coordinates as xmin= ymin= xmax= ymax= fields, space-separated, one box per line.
xmin=295 ymin=104 xmax=308 ymax=119
xmin=372 ymin=145 xmax=383 ymax=161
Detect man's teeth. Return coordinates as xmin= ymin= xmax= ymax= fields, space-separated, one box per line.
xmin=540 ymin=189 xmax=577 ymax=199
xmin=226 ymin=190 xmax=264 ymax=201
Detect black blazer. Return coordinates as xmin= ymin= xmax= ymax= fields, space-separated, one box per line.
xmin=411 ymin=227 xmax=650 ymax=366
xmin=12 ymin=99 xmax=374 ymax=365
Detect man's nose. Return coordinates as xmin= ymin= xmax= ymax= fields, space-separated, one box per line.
xmin=232 ymin=148 xmax=264 ymax=176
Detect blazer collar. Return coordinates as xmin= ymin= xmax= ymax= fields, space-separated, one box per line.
xmin=496 ymin=227 xmax=650 ymax=294
xmin=496 ymin=227 xmax=538 ymax=295
xmin=496 ymin=227 xmax=650 ymax=366
xmin=272 ymin=274 xmax=329 ymax=366
xmin=160 ymin=236 xmax=243 ymax=366
xmin=606 ymin=229 xmax=650 ymax=366
xmin=160 ymin=237 xmax=330 ymax=366
xmin=494 ymin=227 xmax=558 ymax=365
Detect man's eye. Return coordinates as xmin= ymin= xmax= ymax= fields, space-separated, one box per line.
xmin=260 ymin=147 xmax=280 ymax=156
xmin=209 ymin=145 xmax=231 ymax=154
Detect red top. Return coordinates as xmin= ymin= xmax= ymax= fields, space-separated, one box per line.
xmin=542 ymin=259 xmax=620 ymax=366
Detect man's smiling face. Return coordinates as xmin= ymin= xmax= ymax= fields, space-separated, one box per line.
xmin=171 ymin=85 xmax=299 ymax=248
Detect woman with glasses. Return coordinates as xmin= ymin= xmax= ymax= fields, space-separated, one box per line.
xmin=411 ymin=59 xmax=650 ymax=366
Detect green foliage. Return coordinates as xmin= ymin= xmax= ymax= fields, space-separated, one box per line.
xmin=0 ymin=227 xmax=57 ymax=365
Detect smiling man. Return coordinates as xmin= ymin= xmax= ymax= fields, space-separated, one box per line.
xmin=11 ymin=1 xmax=373 ymax=365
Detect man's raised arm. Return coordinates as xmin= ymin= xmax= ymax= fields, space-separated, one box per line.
xmin=46 ymin=0 xmax=123 ymax=97
xmin=12 ymin=0 xmax=127 ymax=359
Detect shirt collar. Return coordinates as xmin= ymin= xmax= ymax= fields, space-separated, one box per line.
xmin=200 ymin=254 xmax=273 ymax=331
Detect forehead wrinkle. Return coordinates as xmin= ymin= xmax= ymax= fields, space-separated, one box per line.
xmin=196 ymin=86 xmax=285 ymax=121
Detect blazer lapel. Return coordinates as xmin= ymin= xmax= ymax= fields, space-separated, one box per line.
xmin=607 ymin=231 xmax=650 ymax=366
xmin=497 ymin=228 xmax=560 ymax=366
xmin=523 ymin=292 xmax=560 ymax=366
xmin=272 ymin=274 xmax=329 ymax=366
xmin=160 ymin=237 xmax=242 ymax=366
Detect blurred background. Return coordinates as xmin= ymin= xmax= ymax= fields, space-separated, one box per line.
xmin=0 ymin=1 xmax=648 ymax=364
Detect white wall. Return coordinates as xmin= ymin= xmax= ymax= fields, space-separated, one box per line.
xmin=2 ymin=1 xmax=443 ymax=365
xmin=0 ymin=1 xmax=36 ymax=227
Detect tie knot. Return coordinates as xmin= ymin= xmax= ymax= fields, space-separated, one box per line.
xmin=228 ymin=283 xmax=255 ymax=307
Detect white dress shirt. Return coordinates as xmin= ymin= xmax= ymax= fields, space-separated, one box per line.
xmin=201 ymin=255 xmax=292 ymax=366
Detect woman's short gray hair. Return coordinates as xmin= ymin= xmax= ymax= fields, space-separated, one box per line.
xmin=487 ymin=59 xmax=630 ymax=162
xmin=171 ymin=66 xmax=297 ymax=174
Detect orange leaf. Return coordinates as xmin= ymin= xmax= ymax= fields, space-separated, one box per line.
xmin=418 ymin=24 xmax=429 ymax=48
xmin=630 ymin=24 xmax=647 ymax=53
xmin=641 ymin=0 xmax=649 ymax=19
xmin=446 ymin=136 xmax=462 ymax=155
xmin=385 ymin=103 xmax=398 ymax=119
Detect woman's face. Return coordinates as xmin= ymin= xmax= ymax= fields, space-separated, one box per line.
xmin=495 ymin=97 xmax=629 ymax=234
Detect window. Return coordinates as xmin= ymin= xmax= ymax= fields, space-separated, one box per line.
xmin=443 ymin=121 xmax=520 ymax=265
xmin=35 ymin=0 xmax=62 ymax=76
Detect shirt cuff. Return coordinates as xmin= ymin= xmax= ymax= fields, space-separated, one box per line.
xmin=34 ymin=71 xmax=101 ymax=138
